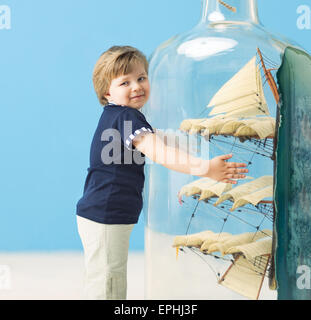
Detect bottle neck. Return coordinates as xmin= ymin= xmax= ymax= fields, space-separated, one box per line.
xmin=200 ymin=0 xmax=260 ymax=25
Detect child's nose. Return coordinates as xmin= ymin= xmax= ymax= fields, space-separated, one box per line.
xmin=132 ymin=81 xmax=142 ymax=91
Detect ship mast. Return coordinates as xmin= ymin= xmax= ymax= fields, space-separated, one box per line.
xmin=257 ymin=48 xmax=279 ymax=104
xmin=257 ymin=47 xmax=279 ymax=290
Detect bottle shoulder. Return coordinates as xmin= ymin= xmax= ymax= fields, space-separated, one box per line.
xmin=149 ymin=22 xmax=302 ymax=69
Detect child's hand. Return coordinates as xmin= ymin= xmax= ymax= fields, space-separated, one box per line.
xmin=203 ymin=154 xmax=248 ymax=184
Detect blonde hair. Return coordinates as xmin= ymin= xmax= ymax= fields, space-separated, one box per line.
xmin=93 ymin=46 xmax=149 ymax=106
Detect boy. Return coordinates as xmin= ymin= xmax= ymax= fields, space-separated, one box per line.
xmin=76 ymin=45 xmax=248 ymax=300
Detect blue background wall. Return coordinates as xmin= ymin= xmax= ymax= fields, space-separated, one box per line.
xmin=0 ymin=0 xmax=310 ymax=251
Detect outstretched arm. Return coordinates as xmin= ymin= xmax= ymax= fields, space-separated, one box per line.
xmin=133 ymin=132 xmax=248 ymax=184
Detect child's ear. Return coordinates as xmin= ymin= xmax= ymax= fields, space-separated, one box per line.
xmin=103 ymin=93 xmax=110 ymax=100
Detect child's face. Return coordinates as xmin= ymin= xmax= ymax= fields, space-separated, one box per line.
xmin=104 ymin=62 xmax=150 ymax=109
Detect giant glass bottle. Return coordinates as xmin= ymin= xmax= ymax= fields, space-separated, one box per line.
xmin=144 ymin=0 xmax=297 ymax=300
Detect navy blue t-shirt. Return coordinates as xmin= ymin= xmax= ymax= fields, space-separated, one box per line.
xmin=76 ymin=104 xmax=154 ymax=224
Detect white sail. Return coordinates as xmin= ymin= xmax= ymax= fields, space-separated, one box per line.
xmin=201 ymin=118 xmax=233 ymax=136
xmin=177 ymin=175 xmax=272 ymax=212
xmin=200 ymin=232 xmax=232 ymax=252
xmin=173 ymin=230 xmax=232 ymax=250
xmin=226 ymin=238 xmax=272 ymax=261
xmin=207 ymin=229 xmax=272 ymax=256
xmin=207 ymin=56 xmax=269 ymax=117
xmin=179 ymin=118 xmax=206 ymax=133
xmin=219 ymin=118 xmax=258 ymax=135
xmin=173 ymin=230 xmax=215 ymax=248
xmin=219 ymin=254 xmax=270 ymax=300
xmin=172 ymin=229 xmax=272 ymax=257
xmin=234 ymin=117 xmax=275 ymax=139
xmin=199 ymin=181 xmax=232 ymax=201
xmin=180 ymin=117 xmax=275 ymax=139
xmin=178 ymin=177 xmax=232 ymax=201
xmin=214 ymin=176 xmax=273 ymax=208
xmin=230 ymin=185 xmax=273 ymax=211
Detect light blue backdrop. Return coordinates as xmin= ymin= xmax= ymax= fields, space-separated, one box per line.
xmin=0 ymin=0 xmax=310 ymax=251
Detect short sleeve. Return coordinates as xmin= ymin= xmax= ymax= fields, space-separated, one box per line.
xmin=115 ymin=108 xmax=154 ymax=150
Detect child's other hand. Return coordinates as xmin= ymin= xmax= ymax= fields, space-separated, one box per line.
xmin=204 ymin=154 xmax=248 ymax=184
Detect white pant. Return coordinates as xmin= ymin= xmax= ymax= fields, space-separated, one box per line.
xmin=76 ymin=215 xmax=134 ymax=300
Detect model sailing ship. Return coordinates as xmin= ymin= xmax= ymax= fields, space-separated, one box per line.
xmin=173 ymin=48 xmax=279 ymax=300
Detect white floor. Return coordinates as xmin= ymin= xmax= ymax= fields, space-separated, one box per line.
xmin=0 ymin=251 xmax=145 ymax=300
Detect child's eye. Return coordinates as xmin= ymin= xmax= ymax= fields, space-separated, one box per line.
xmin=120 ymin=81 xmax=129 ymax=86
xmin=138 ymin=76 xmax=146 ymax=82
